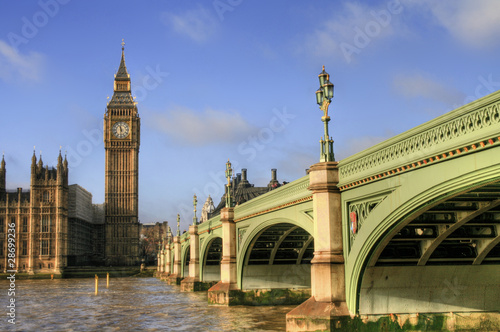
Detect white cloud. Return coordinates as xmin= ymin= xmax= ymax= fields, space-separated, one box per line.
xmin=0 ymin=40 xmax=44 ymax=82
xmin=300 ymin=2 xmax=404 ymax=62
xmin=407 ymin=0 xmax=500 ymax=48
xmin=149 ymin=106 xmax=255 ymax=146
xmin=393 ymin=72 xmax=465 ymax=106
xmin=161 ymin=5 xmax=218 ymax=43
xmin=337 ymin=135 xmax=389 ymax=160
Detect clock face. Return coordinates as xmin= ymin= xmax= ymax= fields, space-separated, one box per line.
xmin=112 ymin=121 xmax=130 ymax=138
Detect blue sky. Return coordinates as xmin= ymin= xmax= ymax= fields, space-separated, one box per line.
xmin=1 ymin=0 xmax=499 ymax=232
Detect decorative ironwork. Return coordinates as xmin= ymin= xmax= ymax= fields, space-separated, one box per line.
xmin=315 ymin=65 xmax=335 ymax=162
xmin=347 ymin=194 xmax=389 ymax=250
xmin=339 ymin=100 xmax=500 ymax=183
xmin=176 ymin=214 xmax=180 ymax=237
xmin=225 ymin=159 xmax=233 ymax=208
xmin=193 ymin=194 xmax=198 ymax=225
xmin=237 ymin=227 xmax=248 ymax=252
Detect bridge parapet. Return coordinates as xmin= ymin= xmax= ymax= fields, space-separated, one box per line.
xmin=187 ymin=174 xmax=310 ymax=239
xmin=338 ymin=90 xmax=500 ymax=189
xmin=233 ymin=175 xmax=311 ymax=222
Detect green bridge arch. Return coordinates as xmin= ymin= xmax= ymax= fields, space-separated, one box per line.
xmin=236 ymin=215 xmax=314 ymax=290
xmin=340 ymin=90 xmax=500 ymax=314
xmin=170 ymin=89 xmax=500 ymax=318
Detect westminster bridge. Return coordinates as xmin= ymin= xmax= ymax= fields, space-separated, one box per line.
xmin=157 ymin=90 xmax=500 ymax=331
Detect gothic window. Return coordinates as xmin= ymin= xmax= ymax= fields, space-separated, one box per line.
xmin=43 ymin=191 xmax=50 ymax=203
xmin=0 ymin=217 xmax=3 ymax=233
xmin=22 ymin=217 xmax=28 ymax=233
xmin=41 ymin=239 xmax=50 ymax=256
xmin=21 ymin=240 xmax=28 ymax=256
xmin=42 ymin=216 xmax=50 ymax=232
xmin=0 ymin=241 xmax=3 ymax=256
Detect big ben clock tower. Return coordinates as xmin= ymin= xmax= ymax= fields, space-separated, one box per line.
xmin=104 ymin=41 xmax=140 ymax=266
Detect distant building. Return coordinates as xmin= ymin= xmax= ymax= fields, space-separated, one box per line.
xmin=67 ymin=185 xmax=105 ymax=266
xmin=210 ymin=168 xmax=282 ymax=217
xmin=0 ymin=153 xmax=104 ymax=274
xmin=140 ymin=221 xmax=168 ymax=264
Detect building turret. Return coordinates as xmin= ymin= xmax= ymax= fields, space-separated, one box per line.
xmin=57 ymin=150 xmax=63 ymax=167
xmin=31 ymin=149 xmax=36 ymax=164
xmin=63 ymin=154 xmax=69 ymax=186
xmin=57 ymin=150 xmax=64 ymax=185
xmin=31 ymin=149 xmax=37 ymax=183
xmin=0 ymin=154 xmax=5 ymax=192
xmin=37 ymin=152 xmax=43 ymax=171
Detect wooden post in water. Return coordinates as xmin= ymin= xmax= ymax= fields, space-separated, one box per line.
xmin=95 ymin=274 xmax=98 ymax=295
xmin=107 ymin=273 xmax=109 ymax=288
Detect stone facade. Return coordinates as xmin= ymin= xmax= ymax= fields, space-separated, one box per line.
xmin=103 ymin=45 xmax=141 ymax=266
xmin=0 ymin=154 xmax=104 ymax=274
xmin=0 ymin=152 xmax=68 ymax=274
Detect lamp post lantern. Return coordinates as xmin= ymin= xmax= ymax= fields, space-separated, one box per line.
xmin=316 ymin=65 xmax=335 ymax=162
xmin=193 ymin=194 xmax=198 ymax=225
xmin=225 ymin=159 xmax=233 ymax=208
xmin=176 ymin=214 xmax=180 ymax=237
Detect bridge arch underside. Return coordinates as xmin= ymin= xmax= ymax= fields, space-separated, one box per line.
xmin=202 ymin=237 xmax=222 ymax=282
xmin=357 ymin=181 xmax=500 ymax=315
xmin=182 ymin=244 xmax=190 ymax=278
xmin=242 ymin=223 xmax=313 ymax=290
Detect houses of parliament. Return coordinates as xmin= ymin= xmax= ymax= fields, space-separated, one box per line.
xmin=0 ymin=43 xmax=140 ymax=273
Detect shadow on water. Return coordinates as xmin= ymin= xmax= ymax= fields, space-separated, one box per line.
xmin=0 ymin=277 xmax=293 ymax=331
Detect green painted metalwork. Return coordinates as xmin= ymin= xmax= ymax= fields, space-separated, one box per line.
xmin=316 ymin=66 xmax=335 ymax=162
xmin=180 ymin=241 xmax=190 ymax=278
xmin=225 ymin=159 xmax=233 ymax=208
xmin=341 ymin=90 xmax=500 ymax=313
xmin=338 ymin=90 xmax=500 ymax=187
xmin=193 ymin=194 xmax=198 ymax=225
xmin=343 ymin=149 xmax=500 ymax=312
xmin=175 ymin=89 xmax=500 ymax=315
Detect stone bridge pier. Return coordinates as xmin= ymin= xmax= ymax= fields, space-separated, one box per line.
xmin=207 ymin=207 xmax=241 ymax=304
xmin=167 ymin=234 xmax=182 ymax=285
xmin=180 ymin=224 xmax=203 ymax=291
xmin=286 ymin=161 xmax=350 ymax=331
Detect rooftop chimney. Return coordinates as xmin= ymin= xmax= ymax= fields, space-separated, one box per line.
xmin=237 ymin=168 xmax=250 ymax=188
xmin=268 ymin=168 xmax=280 ymax=189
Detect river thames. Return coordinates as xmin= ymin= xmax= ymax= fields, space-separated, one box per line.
xmin=1 ymin=277 xmax=293 ymax=331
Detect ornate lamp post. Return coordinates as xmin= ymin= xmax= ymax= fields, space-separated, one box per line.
xmin=176 ymin=214 xmax=180 ymax=236
xmin=315 ymin=65 xmax=335 ymax=162
xmin=193 ymin=194 xmax=198 ymax=225
xmin=225 ymin=159 xmax=233 ymax=208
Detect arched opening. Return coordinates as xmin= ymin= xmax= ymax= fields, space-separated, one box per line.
xmin=358 ymin=181 xmax=500 ymax=314
xmin=203 ymin=237 xmax=222 ymax=282
xmin=242 ymin=223 xmax=313 ymax=289
xmin=170 ymin=250 xmax=174 ymax=273
xmin=182 ymin=245 xmax=190 ymax=277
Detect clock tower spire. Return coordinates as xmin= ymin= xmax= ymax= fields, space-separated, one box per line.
xmin=103 ymin=40 xmax=141 ymax=266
